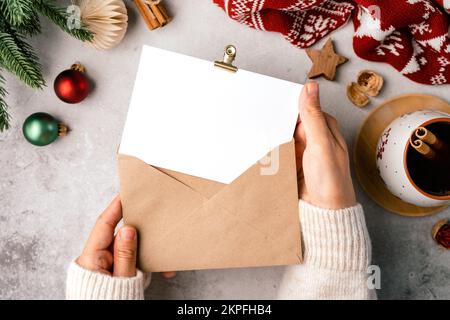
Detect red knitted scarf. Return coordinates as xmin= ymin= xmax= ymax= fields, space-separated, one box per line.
xmin=213 ymin=0 xmax=450 ymax=85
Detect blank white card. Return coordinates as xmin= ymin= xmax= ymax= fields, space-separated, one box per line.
xmin=119 ymin=46 xmax=301 ymax=184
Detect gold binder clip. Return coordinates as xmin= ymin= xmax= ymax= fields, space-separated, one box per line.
xmin=214 ymin=45 xmax=238 ymax=73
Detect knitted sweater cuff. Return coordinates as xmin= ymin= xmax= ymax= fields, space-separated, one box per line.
xmin=66 ymin=262 xmax=148 ymax=300
xmin=299 ymin=200 xmax=371 ymax=272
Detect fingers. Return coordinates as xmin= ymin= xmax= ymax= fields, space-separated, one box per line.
xmin=77 ymin=250 xmax=114 ymax=275
xmin=84 ymin=196 xmax=123 ymax=253
xmin=298 ymin=82 xmax=331 ymax=146
xmin=324 ymin=114 xmax=347 ymax=151
xmin=113 ymin=226 xmax=138 ymax=277
xmin=294 ymin=118 xmax=306 ymax=143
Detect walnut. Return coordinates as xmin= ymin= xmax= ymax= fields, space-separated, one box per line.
xmin=346 ymin=70 xmax=384 ymax=107
xmin=356 ymin=70 xmax=384 ymax=97
xmin=347 ymin=82 xmax=369 ymax=108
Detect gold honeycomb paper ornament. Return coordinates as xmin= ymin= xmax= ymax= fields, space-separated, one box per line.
xmin=78 ymin=0 xmax=128 ymax=50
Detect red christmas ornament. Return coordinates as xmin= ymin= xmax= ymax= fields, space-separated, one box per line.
xmin=54 ymin=63 xmax=90 ymax=104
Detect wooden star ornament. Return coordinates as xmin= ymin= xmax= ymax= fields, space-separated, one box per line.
xmin=306 ymin=38 xmax=348 ymax=81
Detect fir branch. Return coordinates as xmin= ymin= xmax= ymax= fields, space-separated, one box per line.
xmin=14 ymin=11 xmax=41 ymax=36
xmin=0 ymin=0 xmax=34 ymax=26
xmin=34 ymin=0 xmax=93 ymax=42
xmin=5 ymin=19 xmax=38 ymax=54
xmin=0 ymin=72 xmax=10 ymax=131
xmin=0 ymin=1 xmax=41 ymax=36
xmin=0 ymin=31 xmax=45 ymax=89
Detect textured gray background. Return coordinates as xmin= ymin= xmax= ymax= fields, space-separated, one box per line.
xmin=0 ymin=1 xmax=449 ymax=300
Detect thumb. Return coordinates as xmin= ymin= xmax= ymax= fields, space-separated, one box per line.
xmin=298 ymin=82 xmax=330 ymax=145
xmin=113 ymin=226 xmax=137 ymax=277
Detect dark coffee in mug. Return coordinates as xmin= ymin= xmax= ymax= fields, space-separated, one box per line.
xmin=406 ymin=121 xmax=450 ymax=197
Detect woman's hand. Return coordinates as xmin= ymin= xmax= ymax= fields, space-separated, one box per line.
xmin=76 ymin=196 xmax=176 ymax=278
xmin=295 ymin=82 xmax=357 ymax=209
xmin=76 ymin=196 xmax=138 ymax=277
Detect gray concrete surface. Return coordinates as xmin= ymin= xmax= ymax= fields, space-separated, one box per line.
xmin=0 ymin=1 xmax=449 ymax=300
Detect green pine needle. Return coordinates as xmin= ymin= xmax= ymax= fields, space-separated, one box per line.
xmin=34 ymin=0 xmax=93 ymax=42
xmin=13 ymin=11 xmax=41 ymax=36
xmin=0 ymin=72 xmax=10 ymax=131
xmin=1 ymin=0 xmax=34 ymax=26
xmin=0 ymin=31 xmax=45 ymax=89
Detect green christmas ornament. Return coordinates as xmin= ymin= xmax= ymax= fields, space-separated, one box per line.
xmin=22 ymin=112 xmax=68 ymax=146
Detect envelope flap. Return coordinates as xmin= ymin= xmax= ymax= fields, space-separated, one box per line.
xmin=157 ymin=167 xmax=225 ymax=199
xmin=208 ymin=140 xmax=301 ymax=254
xmin=118 ymin=154 xmax=206 ymax=238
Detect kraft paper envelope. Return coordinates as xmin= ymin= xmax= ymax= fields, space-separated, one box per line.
xmin=118 ymin=45 xmax=302 ymax=272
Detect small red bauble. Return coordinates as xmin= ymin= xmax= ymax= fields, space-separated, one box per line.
xmin=54 ymin=63 xmax=90 ymax=104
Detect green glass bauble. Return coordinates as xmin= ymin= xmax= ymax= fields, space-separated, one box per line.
xmin=22 ymin=112 xmax=67 ymax=146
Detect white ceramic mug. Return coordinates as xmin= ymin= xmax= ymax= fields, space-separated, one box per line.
xmin=376 ymin=110 xmax=450 ymax=207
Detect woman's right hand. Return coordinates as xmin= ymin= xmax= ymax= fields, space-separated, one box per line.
xmin=294 ymin=82 xmax=357 ymax=209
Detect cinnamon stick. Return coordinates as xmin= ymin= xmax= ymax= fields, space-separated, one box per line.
xmin=415 ymin=127 xmax=446 ymax=151
xmin=410 ymin=138 xmax=436 ymax=160
xmin=149 ymin=3 xmax=171 ymax=26
xmin=134 ymin=0 xmax=161 ymax=30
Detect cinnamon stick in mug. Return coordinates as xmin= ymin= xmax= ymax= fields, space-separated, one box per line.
xmin=415 ymin=127 xmax=446 ymax=151
xmin=410 ymin=137 xmax=436 ymax=160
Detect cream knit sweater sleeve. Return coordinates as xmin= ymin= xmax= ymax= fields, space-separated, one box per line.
xmin=65 ymin=263 xmax=148 ymax=300
xmin=66 ymin=200 xmax=374 ymax=300
xmin=277 ymin=201 xmax=375 ymax=300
